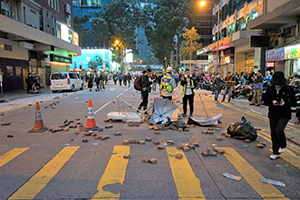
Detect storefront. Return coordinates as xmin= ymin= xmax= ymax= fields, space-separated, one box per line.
xmin=266 ymin=47 xmax=285 ymax=75
xmin=285 ymin=44 xmax=300 ymax=77
xmin=218 ymin=48 xmax=235 ymax=75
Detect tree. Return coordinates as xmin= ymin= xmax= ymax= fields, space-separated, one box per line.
xmin=144 ymin=0 xmax=198 ymax=68
xmin=180 ymin=27 xmax=202 ymax=70
xmin=146 ymin=52 xmax=159 ymax=65
xmin=90 ymin=0 xmax=144 ymax=72
xmin=87 ymin=55 xmax=103 ymax=71
xmin=73 ymin=15 xmax=91 ymax=47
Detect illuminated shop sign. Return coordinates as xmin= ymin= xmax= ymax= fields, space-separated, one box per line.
xmin=285 ymin=44 xmax=300 ymax=59
xmin=73 ymin=31 xmax=79 ymax=46
xmin=50 ymin=54 xmax=72 ymax=64
xmin=267 ymin=48 xmax=284 ymax=61
xmin=266 ymin=62 xmax=275 ymax=68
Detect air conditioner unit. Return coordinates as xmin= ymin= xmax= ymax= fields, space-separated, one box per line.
xmin=274 ymin=37 xmax=284 ymax=47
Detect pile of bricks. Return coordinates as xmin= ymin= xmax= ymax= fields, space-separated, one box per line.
xmin=176 ymin=143 xmax=199 ymax=152
xmin=142 ymin=157 xmax=157 ymax=164
xmin=201 ymin=147 xmax=225 ymax=157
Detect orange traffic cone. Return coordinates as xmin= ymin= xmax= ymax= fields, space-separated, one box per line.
xmin=83 ymin=99 xmax=99 ymax=131
xmin=29 ymin=102 xmax=48 ymax=133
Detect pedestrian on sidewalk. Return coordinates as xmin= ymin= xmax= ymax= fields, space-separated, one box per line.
xmin=118 ymin=73 xmax=123 ymax=86
xmin=26 ymin=73 xmax=33 ymax=93
xmin=113 ymin=73 xmax=118 ymax=85
xmin=88 ymin=74 xmax=94 ymax=91
xmin=213 ymin=73 xmax=223 ymax=102
xmin=95 ymin=74 xmax=100 ymax=91
xmin=105 ymin=73 xmax=108 ymax=85
xmin=99 ymin=72 xmax=106 ymax=90
xmin=127 ymin=72 xmax=132 ymax=87
xmin=123 ymin=73 xmax=127 ymax=86
xmin=138 ymin=70 xmax=154 ymax=113
xmin=160 ymin=67 xmax=176 ymax=100
xmin=265 ymin=71 xmax=296 ymax=160
xmin=221 ymin=71 xmax=235 ymax=103
xmin=151 ymin=72 xmax=158 ymax=91
xmin=181 ymin=70 xmax=196 ymax=117
xmin=250 ymin=70 xmax=263 ymax=106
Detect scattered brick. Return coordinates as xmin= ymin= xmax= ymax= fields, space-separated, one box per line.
xmin=201 ymin=151 xmax=209 ymax=157
xmin=76 ymin=122 xmax=81 ymax=125
xmin=176 ymin=145 xmax=183 ymax=150
xmin=69 ymin=125 xmax=78 ymax=129
xmin=154 ymin=127 xmax=160 ymax=131
xmin=123 ymin=154 xmax=130 ymax=159
xmin=208 ymin=128 xmax=214 ymax=131
xmin=91 ymin=133 xmax=97 ymax=137
xmin=175 ymin=154 xmax=183 ymax=159
xmin=1 ymin=122 xmax=11 ymax=126
xmin=114 ymin=132 xmax=122 ymax=136
xmin=255 ymin=127 xmax=262 ymax=130
xmin=244 ymin=139 xmax=251 ymax=143
xmin=74 ymin=131 xmax=79 ymax=135
xmin=202 ymin=130 xmax=207 ymax=134
xmin=157 ymin=145 xmax=165 ymax=150
xmin=64 ymin=128 xmax=69 ymax=132
xmin=260 ymin=142 xmax=267 ymax=146
xmin=210 ymin=152 xmax=217 ymax=157
xmin=82 ymin=139 xmax=88 ymax=143
xmin=167 ymin=140 xmax=174 ymax=145
xmin=153 ymin=141 xmax=160 ymax=145
xmin=183 ymin=128 xmax=190 ymax=132
xmin=148 ymin=158 xmax=157 ymax=164
xmin=214 ymin=128 xmax=221 ymax=132
xmin=213 ymin=147 xmax=225 ymax=154
xmin=192 ymin=143 xmax=199 ymax=147
xmin=190 ymin=124 xmax=195 ymax=127
xmin=94 ymin=136 xmax=101 ymax=140
xmin=68 ymin=120 xmax=74 ymax=124
xmin=85 ymin=101 xmax=88 ymax=103
xmin=139 ymin=140 xmax=145 ymax=145
xmin=122 ymin=140 xmax=129 ymax=145
xmin=183 ymin=147 xmax=190 ymax=152
xmin=76 ymin=118 xmax=80 ymax=121
xmin=103 ymin=119 xmax=110 ymax=122
xmin=101 ymin=135 xmax=110 ymax=140
xmin=128 ymin=123 xmax=135 ymax=127
xmin=188 ymin=144 xmax=195 ymax=150
xmin=154 ymin=131 xmax=160 ymax=135
xmin=129 ymin=140 xmax=136 ymax=144
xmin=145 ymin=137 xmax=152 ymax=142
xmin=216 ymin=136 xmax=223 ymax=141
xmin=256 ymin=144 xmax=264 ymax=148
xmin=148 ymin=126 xmax=154 ymax=130
xmin=207 ymin=131 xmax=214 ymax=134
xmin=59 ymin=124 xmax=65 ymax=128
xmin=98 ymin=128 xmax=104 ymax=132
xmin=84 ymin=132 xmax=91 ymax=136
xmin=105 ymin=125 xmax=113 ymax=129
xmin=225 ymin=134 xmax=231 ymax=138
xmin=221 ymin=131 xmax=227 ymax=136
xmin=142 ymin=157 xmax=147 ymax=163
xmin=7 ymin=135 xmax=13 ymax=138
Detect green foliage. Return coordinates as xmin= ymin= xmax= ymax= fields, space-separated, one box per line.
xmin=146 ymin=52 xmax=159 ymax=65
xmin=87 ymin=55 xmax=103 ymax=71
xmin=73 ymin=15 xmax=91 ymax=46
xmin=144 ymin=0 xmax=198 ymax=66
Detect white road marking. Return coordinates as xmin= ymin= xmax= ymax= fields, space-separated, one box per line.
xmin=94 ymin=101 xmax=112 ymax=114
xmin=110 ymin=88 xmax=116 ymax=91
xmin=250 ymin=109 xmax=262 ymax=115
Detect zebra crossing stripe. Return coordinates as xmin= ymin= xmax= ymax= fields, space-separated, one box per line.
xmin=8 ymin=146 xmax=80 ymax=200
xmin=92 ymin=146 xmax=130 ymax=199
xmin=0 ymin=148 xmax=29 ymax=168
xmin=166 ymin=147 xmax=206 ymax=199
xmin=221 ymin=147 xmax=289 ymax=200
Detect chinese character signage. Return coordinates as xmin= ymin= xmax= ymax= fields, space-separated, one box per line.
xmin=267 ymin=48 xmax=285 ymax=61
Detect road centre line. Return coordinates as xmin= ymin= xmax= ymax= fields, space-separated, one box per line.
xmin=221 ymin=147 xmax=289 ymax=200
xmin=166 ymin=147 xmax=206 ymax=199
xmin=0 ymin=148 xmax=29 ymax=168
xmin=92 ymin=146 xmax=130 ymax=199
xmin=9 ymin=146 xmax=80 ymax=200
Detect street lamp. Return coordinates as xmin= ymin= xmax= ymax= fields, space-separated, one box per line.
xmin=200 ymin=1 xmax=206 ymax=6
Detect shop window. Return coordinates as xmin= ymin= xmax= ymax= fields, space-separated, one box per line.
xmin=16 ymin=67 xmax=22 ymax=76
xmin=227 ymin=23 xmax=235 ymax=36
xmin=6 ymin=66 xmax=13 ymax=76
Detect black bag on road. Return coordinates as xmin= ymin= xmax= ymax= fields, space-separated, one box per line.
xmin=227 ymin=116 xmax=257 ymax=141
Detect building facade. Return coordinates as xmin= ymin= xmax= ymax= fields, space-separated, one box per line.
xmin=0 ymin=0 xmax=81 ymax=91
xmin=249 ymin=0 xmax=300 ymax=78
xmin=198 ymin=0 xmax=264 ymax=75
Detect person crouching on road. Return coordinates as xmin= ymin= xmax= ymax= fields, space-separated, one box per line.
xmin=265 ymin=71 xmax=296 ymax=160
xmin=250 ymin=70 xmax=263 ymax=106
xmin=160 ymin=67 xmax=176 ymax=100
xmin=181 ymin=70 xmax=196 ymax=117
xmin=213 ymin=73 xmax=223 ymax=102
xmin=138 ymin=70 xmax=154 ymax=113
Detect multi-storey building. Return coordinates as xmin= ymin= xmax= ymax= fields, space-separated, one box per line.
xmin=198 ymin=0 xmax=264 ymax=75
xmin=0 ymin=0 xmax=81 ymax=91
xmin=249 ymin=0 xmax=300 ymax=78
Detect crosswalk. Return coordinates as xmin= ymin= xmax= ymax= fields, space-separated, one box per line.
xmin=1 ymin=144 xmax=299 ymax=200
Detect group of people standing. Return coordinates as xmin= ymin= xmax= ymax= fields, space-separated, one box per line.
xmin=86 ymin=72 xmax=107 ymax=91
xmin=113 ymin=73 xmax=132 ymax=87
xmin=25 ymin=73 xmax=41 ymax=93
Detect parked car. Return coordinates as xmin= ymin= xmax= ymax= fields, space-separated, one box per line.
xmin=50 ymin=72 xmax=83 ymax=93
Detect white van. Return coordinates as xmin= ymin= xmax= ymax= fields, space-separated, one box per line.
xmin=50 ymin=72 xmax=84 ymax=93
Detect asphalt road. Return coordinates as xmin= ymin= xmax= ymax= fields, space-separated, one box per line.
xmin=0 ymin=84 xmax=300 ymax=200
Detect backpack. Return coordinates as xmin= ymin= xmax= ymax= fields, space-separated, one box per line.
xmin=134 ymin=76 xmax=142 ymax=91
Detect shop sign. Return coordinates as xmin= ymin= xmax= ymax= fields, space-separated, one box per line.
xmin=267 ymin=48 xmax=284 ymax=61
xmin=266 ymin=62 xmax=275 ymax=68
xmin=73 ymin=31 xmax=79 ymax=46
xmin=50 ymin=54 xmax=72 ymax=64
xmin=285 ymin=45 xmax=300 ymax=59
xmin=224 ymin=56 xmax=231 ymax=64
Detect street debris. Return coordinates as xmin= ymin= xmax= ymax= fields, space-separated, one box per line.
xmin=175 ymin=154 xmax=183 ymax=159
xmin=227 ymin=116 xmax=257 ymax=141
xmin=213 ymin=147 xmax=225 ymax=154
xmin=261 ymin=179 xmax=285 ymax=187
xmin=114 ymin=132 xmax=122 ymax=136
xmin=216 ymin=136 xmax=222 ymax=141
xmin=122 ymin=140 xmax=129 ymax=145
xmin=148 ymin=158 xmax=157 ymax=164
xmin=7 ymin=135 xmax=14 ymax=138
xmin=82 ymin=139 xmax=88 ymax=143
xmin=153 ymin=141 xmax=160 ymax=145
xmin=1 ymin=122 xmax=11 ymax=126
xmin=123 ymin=154 xmax=131 ymax=159
xmin=105 ymin=125 xmax=113 ymax=129
xmin=256 ymin=144 xmax=264 ymax=148
xmin=157 ymin=145 xmax=165 ymax=150
xmin=223 ymin=173 xmax=242 ymax=181
xmin=93 ymin=143 xmax=99 ymax=146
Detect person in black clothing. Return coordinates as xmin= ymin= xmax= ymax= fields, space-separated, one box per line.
xmin=118 ymin=73 xmax=123 ymax=86
xmin=127 ymin=72 xmax=132 ymax=87
xmin=123 ymin=73 xmax=127 ymax=86
xmin=264 ymin=71 xmax=296 ymax=160
xmin=138 ymin=70 xmax=154 ymax=113
xmin=157 ymin=72 xmax=163 ymax=85
xmin=151 ymin=72 xmax=158 ymax=91
xmin=88 ymin=74 xmax=94 ymax=91
xmin=95 ymin=75 xmax=100 ymax=91
xmin=213 ymin=73 xmax=223 ymax=102
xmin=113 ymin=74 xmax=118 ymax=85
xmin=26 ymin=73 xmax=33 ymax=93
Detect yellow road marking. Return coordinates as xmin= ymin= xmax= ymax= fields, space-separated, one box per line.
xmin=166 ymin=147 xmax=206 ymax=200
xmin=92 ymin=146 xmax=130 ymax=200
xmin=9 ymin=146 xmax=80 ymax=200
xmin=0 ymin=148 xmax=29 ymax=168
xmin=221 ymin=147 xmax=289 ymax=200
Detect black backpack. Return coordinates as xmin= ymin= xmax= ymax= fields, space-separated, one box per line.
xmin=134 ymin=76 xmax=142 ymax=91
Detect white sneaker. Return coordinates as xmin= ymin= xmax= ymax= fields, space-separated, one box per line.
xmin=279 ymin=148 xmax=286 ymax=153
xmin=270 ymin=154 xmax=280 ymax=160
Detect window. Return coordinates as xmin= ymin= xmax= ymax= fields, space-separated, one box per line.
xmin=16 ymin=67 xmax=22 ymax=76
xmin=48 ymin=0 xmax=51 ymax=6
xmin=51 ymin=73 xmax=67 ymax=79
xmin=4 ymin=44 xmax=12 ymax=51
xmin=6 ymin=66 xmax=13 ymax=76
xmin=56 ymin=0 xmax=60 ymax=12
xmin=69 ymin=73 xmax=77 ymax=79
